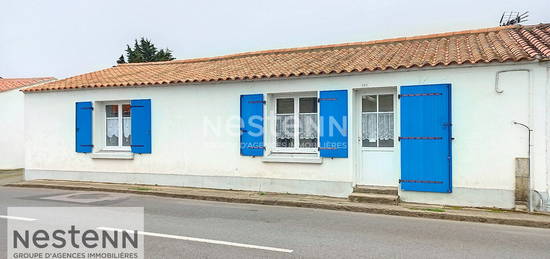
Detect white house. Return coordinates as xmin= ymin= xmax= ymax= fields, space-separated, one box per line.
xmin=23 ymin=24 xmax=550 ymax=211
xmin=0 ymin=77 xmax=55 ymax=169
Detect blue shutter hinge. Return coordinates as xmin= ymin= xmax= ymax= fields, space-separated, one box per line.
xmin=398 ymin=94 xmax=401 ymax=99
xmin=80 ymin=145 xmax=94 ymax=147
xmin=81 ymin=107 xmax=94 ymax=110
xmin=318 ymin=98 xmax=336 ymax=102
xmin=130 ymin=105 xmax=144 ymax=108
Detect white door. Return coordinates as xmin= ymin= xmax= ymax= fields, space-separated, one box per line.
xmin=357 ymin=90 xmax=399 ymax=186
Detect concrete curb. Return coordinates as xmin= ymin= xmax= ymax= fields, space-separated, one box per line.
xmin=7 ymin=182 xmax=550 ymax=229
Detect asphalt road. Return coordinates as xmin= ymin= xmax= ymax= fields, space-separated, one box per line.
xmin=1 ymin=186 xmax=549 ymax=259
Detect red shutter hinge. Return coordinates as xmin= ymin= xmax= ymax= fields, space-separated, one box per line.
xmin=398 ymin=137 xmax=442 ymax=140
xmin=318 ymin=147 xmax=337 ymax=150
xmin=247 ymin=146 xmax=265 ymax=149
xmin=399 ymin=179 xmax=443 ymax=184
xmin=399 ymin=93 xmax=442 ymax=97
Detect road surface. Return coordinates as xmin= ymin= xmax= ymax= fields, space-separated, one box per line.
xmin=0 ymin=186 xmax=549 ymax=258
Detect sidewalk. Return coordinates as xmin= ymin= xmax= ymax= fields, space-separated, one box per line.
xmin=7 ymin=179 xmax=550 ymax=229
xmin=0 ymin=169 xmax=24 ymax=185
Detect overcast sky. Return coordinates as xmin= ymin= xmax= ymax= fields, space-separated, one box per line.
xmin=1 ymin=0 xmax=548 ymax=79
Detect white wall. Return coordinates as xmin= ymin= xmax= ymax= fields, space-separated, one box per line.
xmin=24 ymin=62 xmax=549 ymax=207
xmin=0 ymin=89 xmax=25 ymax=169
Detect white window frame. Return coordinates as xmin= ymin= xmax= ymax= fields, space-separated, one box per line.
xmin=103 ymin=102 xmax=131 ymax=151
xmin=361 ymin=93 xmax=396 ymax=150
xmin=271 ymin=93 xmax=319 ymax=154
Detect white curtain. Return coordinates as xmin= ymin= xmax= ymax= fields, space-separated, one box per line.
xmin=106 ymin=118 xmax=118 ymax=137
xmin=299 ymin=114 xmax=317 ymax=139
xmin=123 ymin=117 xmax=131 ymax=145
xmin=276 ymin=114 xmax=294 ymax=139
xmin=106 ymin=118 xmax=119 ymax=146
xmin=123 ymin=117 xmax=131 ymax=138
xmin=378 ymin=113 xmax=394 ymax=141
xmin=362 ymin=113 xmax=394 ymax=142
xmin=362 ymin=113 xmax=377 ymax=142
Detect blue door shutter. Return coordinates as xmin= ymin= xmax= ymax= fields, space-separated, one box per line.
xmin=400 ymin=84 xmax=452 ymax=193
xmin=319 ymin=90 xmax=348 ymax=158
xmin=75 ymin=101 xmax=93 ymax=153
xmin=240 ymin=94 xmax=264 ymax=156
xmin=131 ymin=99 xmax=152 ymax=154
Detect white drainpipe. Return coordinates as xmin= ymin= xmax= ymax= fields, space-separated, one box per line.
xmin=495 ymin=68 xmax=534 ymax=211
xmin=546 ymin=62 xmax=550 ymax=211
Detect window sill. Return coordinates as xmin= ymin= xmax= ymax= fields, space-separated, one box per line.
xmin=91 ymin=151 xmax=134 ymax=160
xmin=262 ymin=153 xmax=322 ymax=164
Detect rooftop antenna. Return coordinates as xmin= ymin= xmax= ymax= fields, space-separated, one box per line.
xmin=499 ymin=11 xmax=529 ymax=26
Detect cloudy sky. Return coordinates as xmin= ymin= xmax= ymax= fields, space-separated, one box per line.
xmin=1 ymin=0 xmax=548 ymax=79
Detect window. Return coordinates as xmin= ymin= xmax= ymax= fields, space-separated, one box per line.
xmin=275 ymin=96 xmax=318 ymax=152
xmin=105 ymin=104 xmax=131 ymax=149
xmin=362 ymin=94 xmax=394 ymax=147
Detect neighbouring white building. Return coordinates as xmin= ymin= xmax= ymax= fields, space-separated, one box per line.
xmin=0 ymin=77 xmax=55 ymax=169
xmin=23 ymin=24 xmax=550 ymax=211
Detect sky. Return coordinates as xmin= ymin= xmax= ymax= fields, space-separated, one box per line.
xmin=1 ymin=0 xmax=548 ymax=79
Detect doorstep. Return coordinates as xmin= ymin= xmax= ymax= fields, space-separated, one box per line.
xmin=6 ymin=179 xmax=550 ymax=229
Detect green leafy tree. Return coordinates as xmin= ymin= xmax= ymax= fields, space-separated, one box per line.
xmin=117 ymin=38 xmax=175 ymax=64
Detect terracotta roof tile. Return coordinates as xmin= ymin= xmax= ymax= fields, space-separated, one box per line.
xmin=24 ymin=24 xmax=550 ymax=92
xmin=0 ymin=77 xmax=56 ymax=92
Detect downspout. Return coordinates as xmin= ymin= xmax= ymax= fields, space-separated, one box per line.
xmin=546 ymin=61 xmax=550 ymax=211
xmin=495 ymin=68 xmax=533 ymax=211
xmin=494 ymin=69 xmax=530 ymax=94
xmin=513 ymin=121 xmax=533 ymax=211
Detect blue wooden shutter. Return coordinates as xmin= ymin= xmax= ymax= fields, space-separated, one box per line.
xmin=75 ymin=101 xmax=93 ymax=153
xmin=400 ymin=84 xmax=452 ymax=193
xmin=131 ymin=99 xmax=152 ymax=154
xmin=319 ymin=90 xmax=348 ymax=158
xmin=240 ymin=94 xmax=264 ymax=156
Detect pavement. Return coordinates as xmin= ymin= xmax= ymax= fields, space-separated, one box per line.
xmin=1 ymin=186 xmax=550 ymax=258
xmin=6 ymin=177 xmax=550 ymax=230
xmin=0 ymin=169 xmax=23 ymax=186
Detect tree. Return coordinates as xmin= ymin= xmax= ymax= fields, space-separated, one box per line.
xmin=116 ymin=38 xmax=175 ymax=64
xmin=116 ymin=55 xmax=126 ymax=64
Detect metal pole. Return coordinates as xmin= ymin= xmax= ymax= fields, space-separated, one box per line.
xmin=513 ymin=121 xmax=532 ymax=212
